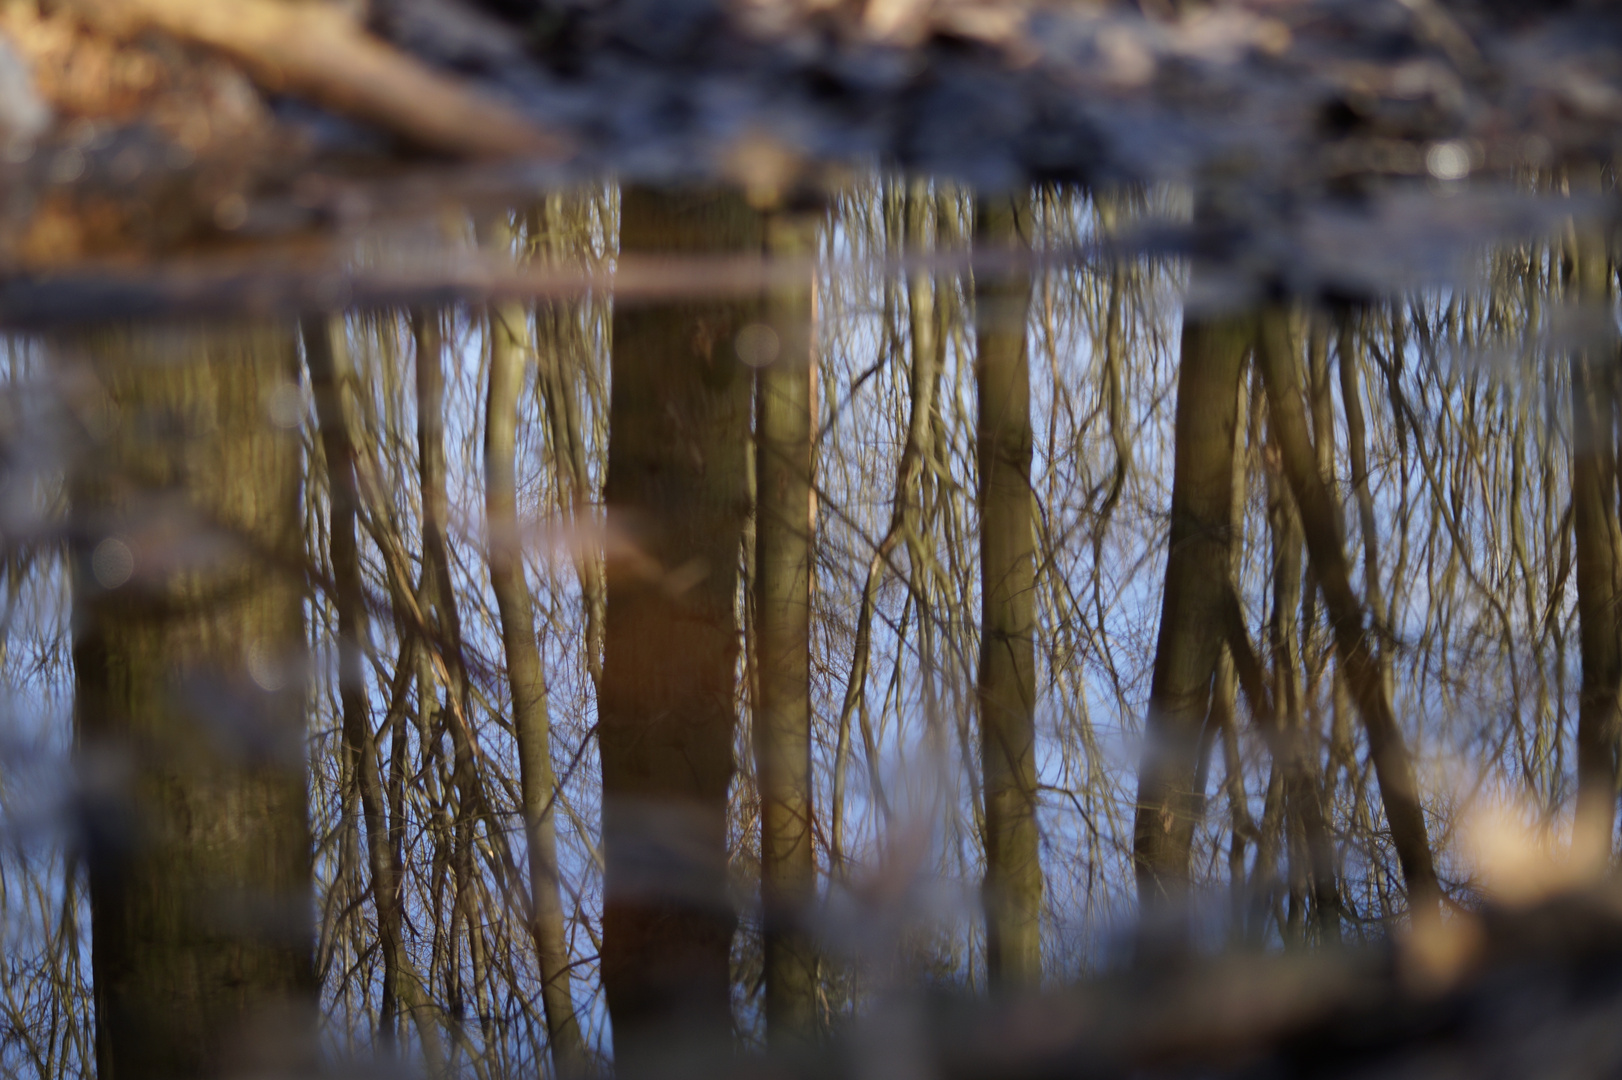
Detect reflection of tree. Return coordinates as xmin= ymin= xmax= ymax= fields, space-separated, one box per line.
xmin=485 ymin=219 xmax=587 ymax=1073
xmin=6 ymin=174 xmax=1622 ymax=1077
xmin=1568 ymin=210 xmax=1622 ymax=860
xmin=1131 ymin=291 xmax=1248 ymax=942
xmin=974 ymin=191 xmax=1042 ymax=988
xmin=754 ymin=209 xmax=820 ymax=1042
xmin=306 ymin=315 xmax=446 ymax=1069
xmin=1255 ymin=307 xmax=1439 ymax=922
xmin=69 ymin=325 xmax=312 ymax=1078
xmin=597 ymin=188 xmax=759 ymax=1073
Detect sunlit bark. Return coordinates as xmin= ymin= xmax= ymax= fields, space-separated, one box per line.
xmin=974 ymin=190 xmax=1042 ymax=988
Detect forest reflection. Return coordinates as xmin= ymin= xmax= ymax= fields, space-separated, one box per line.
xmin=0 ymin=174 xmax=1606 ymax=1078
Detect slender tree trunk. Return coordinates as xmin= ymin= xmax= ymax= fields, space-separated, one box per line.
xmin=1219 ymin=368 xmax=1255 ymax=940
xmin=70 ymin=324 xmax=313 ymax=1079
xmin=1338 ymin=312 xmax=1387 ymax=659
xmin=305 ymin=318 xmax=399 ymax=1046
xmin=1256 ymin=397 xmax=1304 ymax=941
xmin=1295 ymin=320 xmax=1343 ymax=944
xmin=832 ymin=181 xmax=928 ymax=874
xmin=754 ymin=209 xmax=820 ymax=1044
xmin=1254 ymin=305 xmax=1440 ymax=920
xmin=973 ymin=191 xmax=1042 ymax=989
xmin=1247 ymin=321 xmax=1343 ymax=946
xmin=598 ymin=187 xmax=760 ymax=1073
xmin=413 ymin=307 xmax=482 ymax=1063
xmin=902 ymin=181 xmax=949 ymax=781
xmin=1569 ymin=219 xmax=1622 ymax=857
xmin=484 ymin=291 xmax=588 ymax=1071
xmin=309 ymin=317 xmax=449 ymax=1072
xmin=1333 ymin=307 xmax=1382 ymax=889
xmin=530 ymin=198 xmax=607 ymax=696
xmin=1132 ymin=305 xmax=1249 ymax=941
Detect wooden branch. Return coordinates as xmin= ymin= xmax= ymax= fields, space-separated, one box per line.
xmin=69 ymin=0 xmax=568 ymax=159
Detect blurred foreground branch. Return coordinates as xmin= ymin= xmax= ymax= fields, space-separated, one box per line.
xmin=65 ymin=0 xmax=566 ymax=158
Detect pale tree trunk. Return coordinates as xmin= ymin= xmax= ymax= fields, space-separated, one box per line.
xmin=413 ymin=308 xmax=494 ymax=1063
xmin=1132 ymin=304 xmax=1249 ymax=941
xmin=305 ymin=315 xmax=396 ymax=1036
xmin=70 ymin=324 xmax=313 ymax=1079
xmin=973 ymin=190 xmax=1043 ymax=989
xmin=754 ymin=209 xmax=819 ymax=1045
xmin=484 ymin=283 xmax=588 ymax=1072
xmin=1254 ymin=305 xmax=1440 ymax=921
xmin=598 ymin=187 xmax=760 ymax=1074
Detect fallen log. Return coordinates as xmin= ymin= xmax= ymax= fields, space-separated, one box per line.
xmin=64 ymin=0 xmax=567 ymax=159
